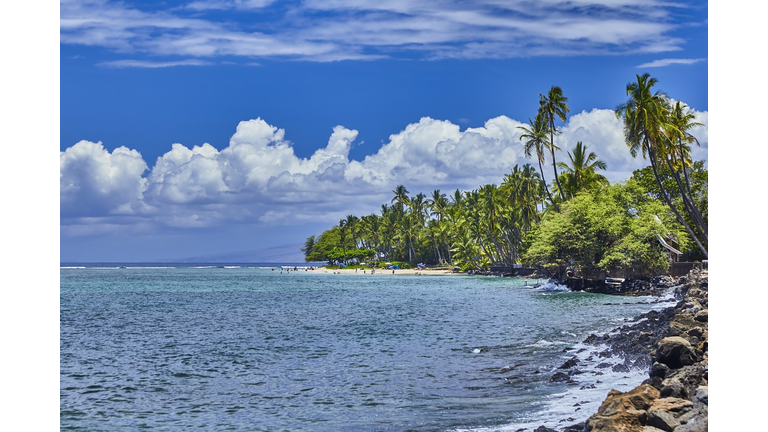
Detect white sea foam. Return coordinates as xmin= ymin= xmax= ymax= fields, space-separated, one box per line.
xmin=454 ymin=340 xmax=649 ymax=432
xmin=60 ymin=266 xmax=86 ymax=269
xmin=223 ymin=266 xmax=240 ymax=269
xmin=533 ymin=281 xmax=571 ymax=292
xmin=125 ymin=266 xmax=175 ymax=269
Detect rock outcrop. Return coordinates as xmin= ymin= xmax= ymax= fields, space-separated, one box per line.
xmin=582 ymin=270 xmax=708 ymax=432
xmin=533 ymin=269 xmax=708 ymax=432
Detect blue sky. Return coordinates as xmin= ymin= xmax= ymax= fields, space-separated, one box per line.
xmin=60 ymin=0 xmax=709 ymax=262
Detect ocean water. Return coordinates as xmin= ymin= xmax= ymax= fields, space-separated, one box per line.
xmin=60 ymin=266 xmax=675 ymax=431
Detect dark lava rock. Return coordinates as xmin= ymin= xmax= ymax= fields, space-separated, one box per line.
xmin=642 ymin=376 xmax=663 ymax=390
xmin=694 ymin=310 xmax=708 ymax=322
xmin=583 ymin=333 xmax=610 ymax=345
xmin=650 ymin=362 xmax=670 ymax=378
xmin=611 ymin=363 xmax=629 ymax=373
xmin=655 ymin=337 xmax=698 ymax=369
xmin=533 ymin=426 xmax=557 ymax=432
xmin=595 ymin=362 xmax=612 ymax=369
xmin=560 ymin=422 xmax=586 ymax=432
xmin=559 ymin=358 xmax=580 ymax=369
xmin=660 ymin=381 xmax=688 ymax=399
xmin=550 ymin=372 xmax=570 ymax=382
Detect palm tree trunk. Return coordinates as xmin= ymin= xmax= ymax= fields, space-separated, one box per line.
xmin=537 ymin=158 xmax=559 ymax=212
xmin=550 ymin=128 xmax=566 ymax=201
xmin=665 ymin=157 xmax=708 ymax=241
xmin=648 ymin=147 xmax=708 ymax=258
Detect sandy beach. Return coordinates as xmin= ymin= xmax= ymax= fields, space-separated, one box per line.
xmin=303 ymin=267 xmax=459 ymax=276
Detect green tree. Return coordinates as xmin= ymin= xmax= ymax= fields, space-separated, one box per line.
xmin=556 ymin=141 xmax=608 ymax=198
xmin=538 ymin=86 xmax=570 ymax=202
xmin=523 ymin=181 xmax=687 ymax=277
xmin=615 ymin=73 xmax=707 ymax=257
xmin=518 ymin=112 xmax=558 ymax=210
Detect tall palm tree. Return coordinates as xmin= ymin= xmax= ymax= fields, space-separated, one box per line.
xmin=538 ymin=86 xmax=569 ymax=201
xmin=518 ymin=112 xmax=558 ymax=211
xmin=427 ymin=189 xmax=448 ymax=222
xmin=556 ymin=142 xmax=608 ymax=198
xmin=502 ymin=163 xmax=543 ymax=231
xmin=664 ymin=101 xmax=707 ymax=240
xmin=344 ymin=214 xmax=360 ymax=249
xmin=615 ymin=73 xmax=707 ymax=258
xmin=391 ymin=185 xmax=410 ymax=213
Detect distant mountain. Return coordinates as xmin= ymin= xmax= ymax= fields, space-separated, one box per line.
xmin=158 ymin=243 xmax=307 ymax=263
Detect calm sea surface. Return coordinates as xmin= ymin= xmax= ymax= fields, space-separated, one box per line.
xmin=60 ymin=266 xmax=673 ymax=431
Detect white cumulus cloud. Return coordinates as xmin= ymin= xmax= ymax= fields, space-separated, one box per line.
xmin=60 ymin=140 xmax=148 ymax=218
xmin=61 ymin=109 xmax=707 ymax=233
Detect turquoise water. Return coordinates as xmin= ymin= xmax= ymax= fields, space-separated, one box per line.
xmin=60 ymin=266 xmax=671 ymax=431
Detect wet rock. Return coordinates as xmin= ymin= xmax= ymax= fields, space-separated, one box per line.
xmin=584 ymin=334 xmax=611 ymax=345
xmin=650 ymin=362 xmax=670 ymax=379
xmin=533 ymin=426 xmax=557 ymax=432
xmin=559 ymin=358 xmax=580 ymax=369
xmin=550 ymin=372 xmax=571 ymax=382
xmin=654 ymin=337 xmax=698 ymax=369
xmin=560 ymin=422 xmax=586 ymax=432
xmin=641 ymin=376 xmax=663 ymax=390
xmin=612 ymin=363 xmax=629 ymax=373
xmin=577 ymin=271 xmax=708 ymax=432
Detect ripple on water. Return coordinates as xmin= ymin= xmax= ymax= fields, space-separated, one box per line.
xmin=61 ymin=268 xmax=662 ymax=431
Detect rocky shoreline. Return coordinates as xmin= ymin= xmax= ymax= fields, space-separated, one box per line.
xmin=532 ymin=269 xmax=709 ymax=432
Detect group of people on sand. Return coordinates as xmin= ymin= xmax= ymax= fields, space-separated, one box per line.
xmin=271 ymin=266 xmax=315 ymax=274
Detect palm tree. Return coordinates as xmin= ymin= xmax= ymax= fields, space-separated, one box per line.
xmin=502 ymin=163 xmax=543 ymax=232
xmin=518 ymin=112 xmax=558 ymax=211
xmin=664 ymin=101 xmax=707 ymax=241
xmin=344 ymin=214 xmax=360 ymax=249
xmin=391 ymin=185 xmax=410 ymax=213
xmin=338 ymin=219 xmax=349 ymax=264
xmin=538 ymin=86 xmax=569 ymax=201
xmin=615 ymin=73 xmax=707 ymax=258
xmin=427 ymin=189 xmax=448 ymax=222
xmin=556 ymin=142 xmax=608 ymax=198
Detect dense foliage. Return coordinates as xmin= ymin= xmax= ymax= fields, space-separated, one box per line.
xmin=302 ymin=75 xmax=708 ymax=277
xmin=522 ymin=180 xmax=688 ymax=277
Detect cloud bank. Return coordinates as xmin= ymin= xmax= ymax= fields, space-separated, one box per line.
xmin=637 ymin=58 xmax=707 ymax=68
xmin=60 ymin=0 xmax=697 ymax=62
xmin=61 ymin=109 xmax=708 ymax=237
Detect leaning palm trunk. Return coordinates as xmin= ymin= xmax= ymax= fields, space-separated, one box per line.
xmin=537 ymin=158 xmax=558 ymax=212
xmin=665 ymin=157 xmax=708 ymax=241
xmin=648 ymin=145 xmax=708 ymax=257
xmin=549 ymin=132 xmax=566 ymax=202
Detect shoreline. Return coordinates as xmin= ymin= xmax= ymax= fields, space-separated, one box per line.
xmin=304 ymin=266 xmax=459 ymax=276
xmin=532 ymin=269 xmax=709 ymax=432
